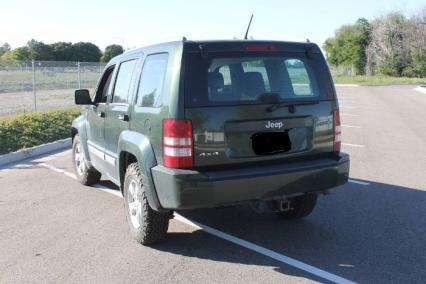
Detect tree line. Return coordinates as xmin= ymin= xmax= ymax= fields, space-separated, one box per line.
xmin=0 ymin=40 xmax=124 ymax=63
xmin=324 ymin=8 xmax=425 ymax=77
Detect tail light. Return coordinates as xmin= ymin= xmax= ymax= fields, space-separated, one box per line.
xmin=333 ymin=110 xmax=341 ymax=153
xmin=163 ymin=119 xmax=193 ymax=168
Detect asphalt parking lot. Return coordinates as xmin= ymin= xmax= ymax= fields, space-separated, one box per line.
xmin=1 ymin=85 xmax=425 ymax=283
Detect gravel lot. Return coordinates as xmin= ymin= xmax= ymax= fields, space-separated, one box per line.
xmin=0 ymin=89 xmax=75 ymax=116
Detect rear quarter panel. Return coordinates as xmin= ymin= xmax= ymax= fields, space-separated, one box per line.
xmin=129 ymin=42 xmax=184 ymax=166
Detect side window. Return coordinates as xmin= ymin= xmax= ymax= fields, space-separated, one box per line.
xmin=112 ymin=59 xmax=137 ymax=104
xmin=94 ymin=66 xmax=115 ymax=103
xmin=285 ymin=59 xmax=314 ymax=96
xmin=137 ymin=53 xmax=168 ymax=107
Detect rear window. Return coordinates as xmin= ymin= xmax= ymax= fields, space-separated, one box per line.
xmin=184 ymin=53 xmax=327 ymax=107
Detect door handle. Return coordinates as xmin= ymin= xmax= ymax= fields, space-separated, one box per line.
xmin=97 ymin=111 xmax=105 ymax=118
xmin=117 ymin=114 xmax=129 ymax=121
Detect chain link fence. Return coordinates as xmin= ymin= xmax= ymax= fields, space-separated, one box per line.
xmin=0 ymin=60 xmax=106 ymax=117
xmin=329 ymin=65 xmax=356 ymax=77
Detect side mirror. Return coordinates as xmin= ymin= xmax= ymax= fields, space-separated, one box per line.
xmin=75 ymin=89 xmax=93 ymax=105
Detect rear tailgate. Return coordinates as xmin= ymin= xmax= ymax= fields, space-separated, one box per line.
xmin=183 ymin=41 xmax=338 ymax=168
xmin=186 ymin=102 xmax=335 ymax=167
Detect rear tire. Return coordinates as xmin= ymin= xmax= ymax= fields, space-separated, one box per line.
xmin=72 ymin=134 xmax=101 ymax=185
xmin=276 ymin=193 xmax=318 ymax=219
xmin=123 ymin=163 xmax=170 ymax=245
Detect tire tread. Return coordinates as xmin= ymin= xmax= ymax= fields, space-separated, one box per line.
xmin=125 ymin=163 xmax=169 ymax=245
xmin=72 ymin=135 xmax=101 ymax=186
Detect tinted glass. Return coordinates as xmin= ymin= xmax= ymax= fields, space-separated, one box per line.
xmin=112 ymin=59 xmax=137 ymax=104
xmin=241 ymin=60 xmax=270 ymax=91
xmin=285 ymin=59 xmax=313 ymax=96
xmin=218 ymin=65 xmax=231 ymax=86
xmin=185 ymin=53 xmax=324 ymax=107
xmin=94 ymin=66 xmax=115 ymax=103
xmin=137 ymin=53 xmax=168 ymax=107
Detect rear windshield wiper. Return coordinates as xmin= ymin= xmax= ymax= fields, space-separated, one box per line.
xmin=266 ymin=100 xmax=320 ymax=112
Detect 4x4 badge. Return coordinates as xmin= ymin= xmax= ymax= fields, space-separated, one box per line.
xmin=199 ymin=152 xmax=219 ymax=157
xmin=265 ymin=121 xmax=284 ymax=129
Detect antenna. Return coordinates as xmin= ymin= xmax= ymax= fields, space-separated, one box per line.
xmin=244 ymin=14 xmax=254 ymax=40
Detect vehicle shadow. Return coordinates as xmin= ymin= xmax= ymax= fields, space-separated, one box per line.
xmin=155 ymin=180 xmax=426 ymax=283
xmin=155 ymin=230 xmax=329 ymax=283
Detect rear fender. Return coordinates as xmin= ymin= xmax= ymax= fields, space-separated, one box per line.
xmin=118 ymin=130 xmax=166 ymax=212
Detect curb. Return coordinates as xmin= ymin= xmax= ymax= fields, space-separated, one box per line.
xmin=0 ymin=138 xmax=72 ymax=167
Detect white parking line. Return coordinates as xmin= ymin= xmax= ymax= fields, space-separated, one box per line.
xmin=349 ymin=179 xmax=370 ymax=185
xmin=342 ymin=143 xmax=365 ymax=148
xmin=414 ymin=86 xmax=426 ymax=94
xmin=40 ymin=162 xmax=77 ymax=179
xmin=338 ymin=101 xmax=357 ymax=105
xmin=342 ymin=125 xmax=361 ymax=129
xmin=39 ymin=163 xmax=123 ymax=197
xmin=38 ymin=161 xmax=357 ymax=284
xmin=335 ymin=84 xmax=360 ymax=87
xmin=93 ymin=183 xmax=123 ymax=198
xmin=174 ymin=213 xmax=356 ymax=284
xmin=340 ymin=113 xmax=359 ymax=117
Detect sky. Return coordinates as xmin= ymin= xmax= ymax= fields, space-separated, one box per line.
xmin=0 ymin=0 xmax=424 ymax=51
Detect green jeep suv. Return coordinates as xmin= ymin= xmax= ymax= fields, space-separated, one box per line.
xmin=71 ymin=40 xmax=350 ymax=245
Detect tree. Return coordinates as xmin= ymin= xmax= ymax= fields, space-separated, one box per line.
xmin=404 ymin=7 xmax=426 ymax=77
xmin=323 ymin=18 xmax=371 ymax=75
xmin=72 ymin=42 xmax=102 ymax=62
xmin=354 ymin=18 xmax=371 ymax=74
xmin=0 ymin=51 xmax=15 ymax=60
xmin=366 ymin=12 xmax=414 ymax=77
xmin=0 ymin=46 xmax=30 ymax=60
xmin=0 ymin=43 xmax=11 ymax=57
xmin=0 ymin=40 xmax=112 ymax=62
xmin=51 ymin=42 xmax=75 ymax=61
xmin=101 ymin=44 xmax=124 ymax=62
xmin=27 ymin=39 xmax=54 ymax=60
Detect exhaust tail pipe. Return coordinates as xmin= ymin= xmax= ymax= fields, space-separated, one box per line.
xmin=278 ymin=200 xmax=291 ymax=212
xmin=251 ymin=198 xmax=293 ymax=213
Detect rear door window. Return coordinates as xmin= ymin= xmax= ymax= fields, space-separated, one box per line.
xmin=185 ymin=53 xmax=321 ymax=107
xmin=112 ymin=59 xmax=137 ymax=104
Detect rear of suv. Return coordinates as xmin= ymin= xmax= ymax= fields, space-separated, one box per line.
xmin=72 ymin=40 xmax=349 ymax=245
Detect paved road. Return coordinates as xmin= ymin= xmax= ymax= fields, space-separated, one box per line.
xmin=1 ymin=85 xmax=425 ymax=283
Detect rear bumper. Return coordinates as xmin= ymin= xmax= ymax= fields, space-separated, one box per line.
xmin=151 ymin=153 xmax=350 ymax=210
